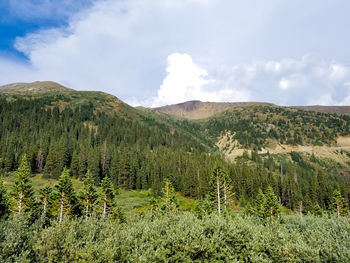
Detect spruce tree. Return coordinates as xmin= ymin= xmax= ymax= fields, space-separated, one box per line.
xmin=80 ymin=170 xmax=97 ymax=220
xmin=254 ymin=189 xmax=267 ymax=218
xmin=330 ymin=190 xmax=348 ymax=216
xmin=265 ymin=186 xmax=281 ymax=219
xmin=11 ymin=154 xmax=34 ymax=215
xmin=97 ymin=176 xmax=115 ymax=217
xmin=53 ymin=168 xmax=77 ymax=223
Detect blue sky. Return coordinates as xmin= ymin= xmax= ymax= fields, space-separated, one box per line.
xmin=1 ymin=0 xmax=350 ymax=106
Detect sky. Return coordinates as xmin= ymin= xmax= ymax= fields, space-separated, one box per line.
xmin=0 ymin=0 xmax=350 ymax=107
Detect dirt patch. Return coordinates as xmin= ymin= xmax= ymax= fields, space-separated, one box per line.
xmin=337 ymin=136 xmax=350 ymax=147
xmin=218 ymin=135 xmax=350 ymax=165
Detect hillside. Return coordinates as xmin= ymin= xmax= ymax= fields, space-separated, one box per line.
xmin=154 ymin=100 xmax=350 ymax=120
xmin=201 ymin=105 xmax=350 ymax=148
xmin=154 ymin=100 xmax=272 ymax=119
xmin=1 ymin=81 xmax=350 ymax=212
xmin=294 ymin=105 xmax=350 ymax=115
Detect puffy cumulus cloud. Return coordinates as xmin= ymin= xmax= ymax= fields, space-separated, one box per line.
xmin=210 ymin=56 xmax=350 ymax=106
xmin=151 ymin=53 xmax=249 ymax=107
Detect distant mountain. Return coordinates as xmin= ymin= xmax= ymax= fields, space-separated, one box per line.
xmin=154 ymin=100 xmax=350 ymax=119
xmin=154 ymin=100 xmax=273 ymax=119
xmin=294 ymin=105 xmax=350 ymax=115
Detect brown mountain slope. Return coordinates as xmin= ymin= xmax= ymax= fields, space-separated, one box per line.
xmin=154 ymin=100 xmax=273 ymax=119
xmin=294 ymin=105 xmax=350 ymax=115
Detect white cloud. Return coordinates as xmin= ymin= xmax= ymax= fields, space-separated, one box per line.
xmin=151 ymin=53 xmax=249 ymax=107
xmin=1 ymin=0 xmax=350 ymax=107
xmin=213 ymin=56 xmax=350 ymax=106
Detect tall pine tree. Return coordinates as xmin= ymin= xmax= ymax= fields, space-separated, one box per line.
xmin=53 ymin=168 xmax=77 ymax=223
xmin=96 ymin=176 xmax=116 ymax=217
xmin=80 ymin=170 xmax=97 ymax=220
xmin=11 ymin=154 xmax=34 ymax=215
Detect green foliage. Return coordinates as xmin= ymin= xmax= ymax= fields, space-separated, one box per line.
xmin=194 ymin=195 xmax=213 ymax=218
xmin=0 ymin=213 xmax=350 ymax=262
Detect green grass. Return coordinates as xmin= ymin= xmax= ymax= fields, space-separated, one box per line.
xmin=2 ymin=173 xmax=83 ymax=194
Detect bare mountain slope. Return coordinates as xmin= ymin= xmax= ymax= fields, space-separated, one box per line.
xmin=154 ymin=100 xmax=272 ymax=119
xmin=294 ymin=105 xmax=350 ymax=115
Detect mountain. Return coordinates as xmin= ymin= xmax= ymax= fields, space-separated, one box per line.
xmin=154 ymin=100 xmax=350 ymax=119
xmin=1 ymin=80 xmax=350 ymax=217
xmin=294 ymin=105 xmax=350 ymax=115
xmin=154 ymin=100 xmax=272 ymax=119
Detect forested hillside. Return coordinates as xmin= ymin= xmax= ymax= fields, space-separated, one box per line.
xmin=1 ymin=82 xmax=350 ymax=207
xmin=201 ymin=105 xmax=350 ymax=149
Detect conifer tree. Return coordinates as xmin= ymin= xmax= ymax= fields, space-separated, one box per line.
xmin=254 ymin=189 xmax=267 ymax=218
xmin=80 ymin=170 xmax=97 ymax=220
xmin=330 ymin=190 xmax=348 ymax=216
xmin=97 ymin=176 xmax=115 ymax=217
xmin=53 ymin=168 xmax=77 ymax=223
xmin=11 ymin=154 xmax=34 ymax=215
xmin=265 ymin=186 xmax=281 ymax=219
xmin=0 ymin=177 xmax=10 ymax=219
